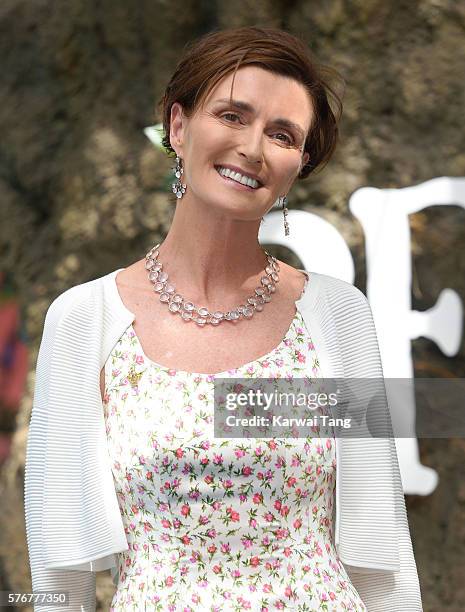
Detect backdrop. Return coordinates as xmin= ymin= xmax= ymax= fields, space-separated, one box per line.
xmin=0 ymin=2 xmax=464 ymax=610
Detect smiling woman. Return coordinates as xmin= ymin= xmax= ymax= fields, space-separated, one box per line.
xmin=25 ymin=25 xmax=423 ymax=612
xmin=159 ymin=27 xmax=343 ymax=180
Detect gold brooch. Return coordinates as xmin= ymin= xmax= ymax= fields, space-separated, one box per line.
xmin=127 ymin=366 xmax=144 ymax=388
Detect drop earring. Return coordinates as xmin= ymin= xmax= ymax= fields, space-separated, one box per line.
xmin=172 ymin=155 xmax=187 ymax=199
xmin=280 ymin=195 xmax=290 ymax=236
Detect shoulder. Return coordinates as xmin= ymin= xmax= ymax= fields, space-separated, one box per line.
xmin=42 ymin=272 xmax=108 ymax=333
xmin=296 ymin=270 xmax=376 ymax=332
xmin=309 ymin=271 xmax=370 ymax=307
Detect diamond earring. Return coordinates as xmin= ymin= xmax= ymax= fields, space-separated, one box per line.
xmin=279 ymin=195 xmax=289 ymax=236
xmin=172 ymin=155 xmax=187 ymax=199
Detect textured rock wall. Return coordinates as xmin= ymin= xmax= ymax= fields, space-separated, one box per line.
xmin=0 ymin=1 xmax=464 ymax=610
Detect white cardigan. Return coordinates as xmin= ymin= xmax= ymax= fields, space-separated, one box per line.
xmin=24 ymin=267 xmax=423 ymax=611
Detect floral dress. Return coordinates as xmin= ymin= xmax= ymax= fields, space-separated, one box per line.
xmin=102 ymin=306 xmax=367 ymax=612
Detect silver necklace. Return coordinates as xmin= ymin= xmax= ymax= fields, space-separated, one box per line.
xmin=144 ymin=243 xmax=280 ymax=326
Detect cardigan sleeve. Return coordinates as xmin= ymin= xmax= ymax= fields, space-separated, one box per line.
xmin=339 ymin=284 xmax=423 ymax=611
xmin=346 ymin=438 xmax=423 ymax=611
xmin=24 ymin=291 xmax=97 ymax=612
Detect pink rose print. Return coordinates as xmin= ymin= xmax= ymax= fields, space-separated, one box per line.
xmin=104 ymin=313 xmax=367 ymax=612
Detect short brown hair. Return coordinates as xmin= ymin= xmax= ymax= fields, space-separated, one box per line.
xmin=157 ymin=26 xmax=344 ymax=179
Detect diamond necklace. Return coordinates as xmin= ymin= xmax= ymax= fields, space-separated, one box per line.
xmin=144 ymin=243 xmax=280 ymax=326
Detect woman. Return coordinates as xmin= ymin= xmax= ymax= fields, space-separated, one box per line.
xmin=25 ymin=26 xmax=423 ymax=611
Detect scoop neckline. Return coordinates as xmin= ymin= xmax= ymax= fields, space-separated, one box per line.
xmin=127 ymin=306 xmax=304 ymax=378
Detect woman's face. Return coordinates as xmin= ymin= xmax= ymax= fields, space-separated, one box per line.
xmin=170 ymin=65 xmax=312 ymax=221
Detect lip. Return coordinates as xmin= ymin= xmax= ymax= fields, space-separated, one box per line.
xmin=214 ymin=164 xmax=264 ymax=186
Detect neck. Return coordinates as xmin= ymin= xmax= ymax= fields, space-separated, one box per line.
xmin=156 ymin=198 xmax=269 ymax=309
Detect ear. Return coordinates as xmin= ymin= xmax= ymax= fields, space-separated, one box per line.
xmin=301 ymin=151 xmax=310 ymax=171
xmin=169 ymin=102 xmax=185 ymax=157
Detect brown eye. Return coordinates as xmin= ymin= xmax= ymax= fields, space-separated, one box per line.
xmin=221 ymin=112 xmax=241 ymax=122
xmin=274 ymin=133 xmax=294 ymax=145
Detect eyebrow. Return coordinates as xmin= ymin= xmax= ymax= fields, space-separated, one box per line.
xmin=213 ymin=97 xmax=307 ymax=139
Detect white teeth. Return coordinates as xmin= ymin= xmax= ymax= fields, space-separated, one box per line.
xmin=218 ymin=166 xmax=260 ymax=189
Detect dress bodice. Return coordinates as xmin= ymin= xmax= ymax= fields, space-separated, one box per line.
xmin=103 ymin=306 xmax=367 ymax=611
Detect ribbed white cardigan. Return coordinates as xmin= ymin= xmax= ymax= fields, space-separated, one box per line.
xmin=24 ymin=268 xmax=423 ymax=611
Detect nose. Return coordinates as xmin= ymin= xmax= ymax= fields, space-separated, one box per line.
xmin=237 ymin=125 xmax=264 ymax=165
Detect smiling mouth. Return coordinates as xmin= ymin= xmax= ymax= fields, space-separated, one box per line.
xmin=214 ymin=166 xmax=263 ymax=190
